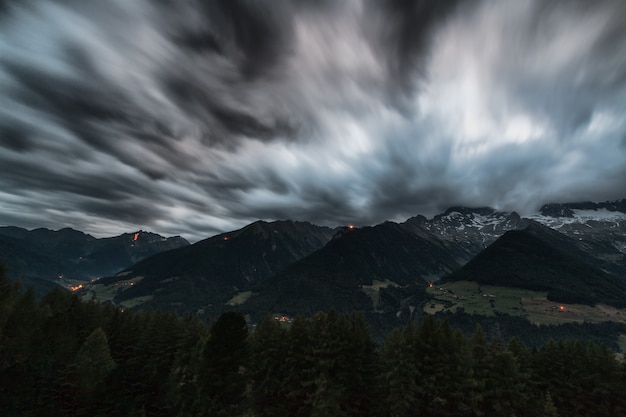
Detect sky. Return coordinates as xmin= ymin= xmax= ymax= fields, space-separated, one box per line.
xmin=1 ymin=0 xmax=626 ymax=242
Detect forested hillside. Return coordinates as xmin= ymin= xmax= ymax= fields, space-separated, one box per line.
xmin=1 ymin=264 xmax=625 ymax=417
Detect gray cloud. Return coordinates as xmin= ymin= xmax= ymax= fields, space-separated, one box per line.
xmin=1 ymin=0 xmax=625 ymax=242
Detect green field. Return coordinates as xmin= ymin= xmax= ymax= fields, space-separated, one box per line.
xmin=118 ymin=295 xmax=154 ymax=309
xmin=425 ymin=281 xmax=626 ymax=325
xmin=226 ymin=290 xmax=253 ymax=306
xmin=361 ymin=279 xmax=401 ymax=312
xmin=425 ymin=281 xmax=540 ymax=317
xmin=83 ymin=276 xmax=145 ymax=305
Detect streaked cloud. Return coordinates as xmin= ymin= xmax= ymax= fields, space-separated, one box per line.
xmin=1 ymin=0 xmax=625 ymax=241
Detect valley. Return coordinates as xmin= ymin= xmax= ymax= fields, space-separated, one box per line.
xmin=425 ymin=280 xmax=626 ymax=325
xmin=81 ymin=274 xmax=147 ymax=308
xmin=3 ymin=198 xmax=626 ymax=348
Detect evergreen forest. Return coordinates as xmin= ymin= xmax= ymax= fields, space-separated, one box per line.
xmin=1 ymin=265 xmax=625 ymax=417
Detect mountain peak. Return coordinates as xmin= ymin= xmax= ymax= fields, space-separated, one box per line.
xmin=522 ymin=219 xmax=551 ymax=234
xmin=539 ymin=203 xmax=575 ymax=218
xmin=539 ymin=199 xmax=626 ymax=218
xmin=447 ymin=223 xmax=626 ymax=307
xmin=442 ymin=206 xmax=496 ymax=217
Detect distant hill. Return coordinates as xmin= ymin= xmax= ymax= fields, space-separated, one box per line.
xmin=446 ymin=222 xmax=626 ymax=307
xmin=84 ymin=199 xmax=626 ymax=322
xmin=0 ymin=234 xmax=82 ymax=296
xmin=4 ymin=197 xmax=625 ymax=328
xmin=75 ymin=230 xmax=190 ymax=277
xmin=0 ymin=226 xmax=189 ymax=292
xmin=103 ymin=221 xmax=335 ymax=313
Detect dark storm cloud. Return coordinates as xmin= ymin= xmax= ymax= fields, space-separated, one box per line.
xmin=162 ymin=75 xmax=298 ymax=145
xmin=511 ymin=0 xmax=626 ymax=135
xmin=2 ymin=58 xmax=130 ymax=149
xmin=367 ymin=0 xmax=466 ymax=92
xmin=211 ymin=0 xmax=293 ymax=79
xmin=1 ymin=0 xmax=625 ymax=241
xmin=0 ymin=124 xmax=34 ymax=152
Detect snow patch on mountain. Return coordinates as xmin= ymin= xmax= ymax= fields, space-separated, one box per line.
xmin=413 ymin=201 xmax=626 ymax=261
xmin=528 ymin=208 xmax=626 ymax=229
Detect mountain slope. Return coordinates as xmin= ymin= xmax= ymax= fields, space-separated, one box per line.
xmin=104 ymin=221 xmax=335 ymax=312
xmin=241 ymin=221 xmax=465 ymax=317
xmin=446 ymin=222 xmax=626 ymax=307
xmin=408 ymin=207 xmax=528 ymax=248
xmin=0 ymin=227 xmax=189 ymax=291
xmin=77 ymin=230 xmax=189 ymax=277
xmin=407 ymin=200 xmax=626 ymax=278
xmin=529 ymin=199 xmax=626 ymax=276
xmin=0 ymin=234 xmax=81 ymax=296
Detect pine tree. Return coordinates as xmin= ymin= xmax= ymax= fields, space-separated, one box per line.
xmin=338 ymin=313 xmax=378 ymax=417
xmin=71 ymin=327 xmax=116 ymax=413
xmin=282 ymin=315 xmax=316 ymax=417
xmin=379 ymin=323 xmax=419 ymax=417
xmin=0 ymin=263 xmax=19 ymax=336
xmin=414 ymin=316 xmax=467 ymax=416
xmin=198 ymin=311 xmax=248 ymax=415
xmin=166 ymin=313 xmax=208 ymax=416
xmin=303 ymin=310 xmax=348 ymax=417
xmin=543 ymin=390 xmax=559 ymax=417
xmin=247 ymin=315 xmax=288 ymax=417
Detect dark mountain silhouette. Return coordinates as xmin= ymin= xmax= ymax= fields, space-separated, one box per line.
xmin=533 ymin=200 xmax=626 ymax=277
xmin=3 ymin=198 xmax=625 ymax=321
xmin=76 ymin=230 xmax=189 ymax=277
xmin=240 ymin=221 xmax=466 ymax=318
xmin=105 ymin=220 xmax=335 ymax=313
xmin=0 ymin=234 xmax=81 ymax=296
xmin=540 ymin=199 xmax=626 ymax=217
xmin=0 ymin=226 xmax=189 ymax=291
xmin=446 ymin=222 xmax=626 ymax=307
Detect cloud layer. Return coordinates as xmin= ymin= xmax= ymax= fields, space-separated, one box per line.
xmin=1 ymin=0 xmax=625 ymax=241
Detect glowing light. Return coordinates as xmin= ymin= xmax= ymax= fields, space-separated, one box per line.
xmin=223 ymin=237 xmax=229 ymax=241
xmin=70 ymin=284 xmax=83 ymax=292
xmin=429 ymin=283 xmax=433 ymax=288
xmin=348 ymin=225 xmax=355 ymax=230
xmin=274 ymin=314 xmax=292 ymax=323
xmin=559 ymin=306 xmax=565 ymax=311
xmin=133 ymin=232 xmax=139 ymax=241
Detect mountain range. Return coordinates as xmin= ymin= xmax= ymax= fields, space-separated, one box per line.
xmin=0 ymin=226 xmax=189 ymax=295
xmin=2 ymin=199 xmax=626 ymax=330
xmin=446 ymin=221 xmax=626 ymax=307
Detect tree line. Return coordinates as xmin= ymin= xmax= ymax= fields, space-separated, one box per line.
xmin=1 ymin=265 xmax=625 ymax=417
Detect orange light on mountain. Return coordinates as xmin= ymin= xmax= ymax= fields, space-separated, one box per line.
xmin=429 ymin=283 xmax=433 ymax=288
xmin=223 ymin=237 xmax=229 ymax=241
xmin=133 ymin=232 xmax=139 ymax=241
xmin=559 ymin=306 xmax=565 ymax=311
xmin=348 ymin=225 xmax=355 ymax=230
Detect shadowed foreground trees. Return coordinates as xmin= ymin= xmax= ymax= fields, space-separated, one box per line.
xmin=0 ymin=264 xmax=625 ymax=417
